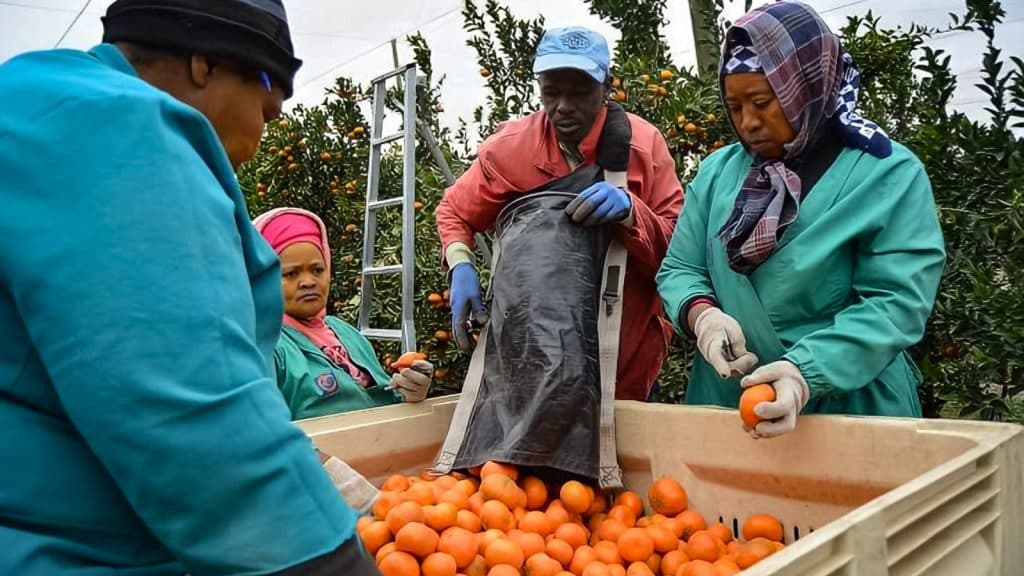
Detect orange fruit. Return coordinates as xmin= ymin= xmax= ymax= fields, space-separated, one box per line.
xmin=648 ymin=478 xmax=687 ymax=516
xmin=438 ymin=527 xmax=478 ymax=569
xmin=526 ymin=552 xmax=565 ymax=576
xmin=712 ymin=557 xmax=740 ymax=575
xmin=487 ymin=565 xmax=520 ymax=576
xmin=674 ymin=511 xmax=706 ymax=540
xmin=378 ymin=550 xmax=420 ymax=576
xmin=570 ymin=545 xmax=598 ymax=575
xmin=455 ymin=478 xmax=480 ymax=496
xmin=382 ymin=471 xmax=409 ymax=487
xmin=582 ymin=563 xmax=612 ymax=576
xmin=481 ymin=461 xmax=519 ymax=481
xmin=465 ymin=555 xmax=487 ymax=576
xmin=481 ymin=473 xmax=525 ymax=509
xmin=485 ymin=538 xmax=525 ymax=569
xmin=706 ymin=523 xmax=732 ymax=544
xmin=357 ymin=515 xmax=374 ymax=533
xmin=468 ymin=492 xmax=485 ymax=515
xmin=560 ymin=481 xmax=595 ymax=515
xmin=741 ymin=514 xmax=784 ymax=542
xmin=392 ymin=351 xmax=427 ymax=372
xmin=375 ymin=491 xmax=404 ymax=520
xmin=596 ymin=518 xmax=627 ymax=543
xmin=376 ymin=541 xmax=398 ymax=563
xmin=658 ymin=517 xmax=684 ymax=539
xmin=593 ymin=541 xmax=621 ymax=565
xmin=546 ymin=537 xmax=575 ymax=567
xmin=739 ymin=384 xmax=776 ymax=428
xmin=388 ymin=501 xmax=427 ymax=535
xmin=456 ymin=510 xmax=483 ymax=532
xmin=407 ymin=482 xmax=438 ymax=506
xmin=395 ymin=522 xmax=440 ymax=559
xmin=547 ymin=501 xmax=572 ymax=526
xmin=520 ymin=510 xmax=555 ymax=537
xmin=626 ymin=561 xmax=656 ymax=576
xmin=508 ymin=529 xmax=547 ymax=559
xmin=609 ymin=564 xmax=626 ymax=576
xmin=588 ymin=491 xmax=609 ymax=516
xmin=520 ymin=476 xmax=549 ymax=510
xmin=725 ymin=541 xmax=739 ymax=557
xmin=608 ymin=505 xmax=637 ymax=528
xmin=555 ymin=522 xmax=590 ymax=549
xmin=660 ymin=550 xmax=689 ymax=576
xmin=360 ymin=520 xmax=392 ymax=555
xmin=680 ymin=559 xmax=718 ymax=576
xmin=734 ymin=538 xmax=777 ymax=569
xmin=479 ymin=529 xmax=506 ymax=555
xmin=423 ymin=552 xmax=458 ymax=576
xmin=645 ymin=525 xmax=677 ymax=555
xmin=686 ymin=533 xmax=719 ymax=563
xmin=618 ymin=528 xmax=655 ymax=563
xmin=440 ymin=488 xmax=471 ymax=510
xmin=645 ymin=553 xmax=662 ymax=574
xmin=614 ymin=492 xmax=644 ymax=518
xmin=480 ymin=500 xmax=516 ymax=532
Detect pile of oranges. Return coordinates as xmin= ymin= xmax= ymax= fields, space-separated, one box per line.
xmin=358 ymin=461 xmax=786 ymax=576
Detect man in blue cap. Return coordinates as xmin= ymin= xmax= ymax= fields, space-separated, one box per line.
xmin=436 ymin=26 xmax=684 ymax=401
xmin=0 ymin=1 xmax=376 ymax=574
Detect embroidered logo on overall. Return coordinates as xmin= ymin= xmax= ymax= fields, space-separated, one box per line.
xmin=315 ymin=373 xmax=339 ymax=396
xmin=561 ymin=32 xmax=591 ymax=51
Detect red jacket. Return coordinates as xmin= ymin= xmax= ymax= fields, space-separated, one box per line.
xmin=436 ymin=106 xmax=684 ymax=400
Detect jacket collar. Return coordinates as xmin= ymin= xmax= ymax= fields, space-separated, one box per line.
xmin=534 ymin=104 xmax=609 ymax=176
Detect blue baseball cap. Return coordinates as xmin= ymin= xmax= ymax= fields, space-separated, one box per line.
xmin=533 ymin=27 xmax=610 ymax=84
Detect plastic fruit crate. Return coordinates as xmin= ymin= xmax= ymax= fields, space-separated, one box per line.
xmin=299 ymin=396 xmax=1023 ymax=575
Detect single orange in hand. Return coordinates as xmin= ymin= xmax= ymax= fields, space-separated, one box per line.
xmin=391 ymin=351 xmax=427 ymax=372
xmin=739 ymin=384 xmax=776 ymax=428
xmin=741 ymin=514 xmax=784 ymax=542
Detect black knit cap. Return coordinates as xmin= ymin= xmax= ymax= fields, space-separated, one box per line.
xmin=102 ymin=0 xmax=303 ymax=98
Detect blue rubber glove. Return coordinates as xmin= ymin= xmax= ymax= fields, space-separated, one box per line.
xmin=564 ymin=181 xmax=632 ymax=226
xmin=449 ymin=262 xmax=487 ymax=353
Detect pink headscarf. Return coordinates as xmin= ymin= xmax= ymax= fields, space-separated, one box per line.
xmin=253 ymin=207 xmax=371 ymax=387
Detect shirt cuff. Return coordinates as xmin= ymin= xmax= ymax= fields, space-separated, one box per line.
xmin=444 ymin=242 xmax=475 ymax=270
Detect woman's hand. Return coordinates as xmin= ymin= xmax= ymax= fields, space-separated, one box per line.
xmin=692 ymin=307 xmax=759 ymax=379
xmin=740 ymin=361 xmax=810 ymax=438
xmin=390 ymin=360 xmax=432 ymax=403
xmin=321 ymin=455 xmax=379 ymax=515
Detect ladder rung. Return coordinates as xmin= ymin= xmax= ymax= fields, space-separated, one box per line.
xmin=371 ymin=132 xmax=404 ymax=146
xmin=362 ymin=328 xmax=403 ymax=341
xmin=370 ymin=62 xmax=417 ymax=85
xmin=367 ymin=197 xmax=404 ymax=211
xmin=363 ymin=265 xmax=403 ymax=276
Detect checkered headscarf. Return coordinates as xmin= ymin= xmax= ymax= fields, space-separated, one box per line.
xmin=716 ymin=1 xmax=891 ymax=275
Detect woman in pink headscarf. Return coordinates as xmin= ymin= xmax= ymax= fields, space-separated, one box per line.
xmin=253 ymin=207 xmax=432 ymax=420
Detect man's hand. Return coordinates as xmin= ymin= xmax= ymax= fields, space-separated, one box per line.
xmin=565 ymin=182 xmax=633 ymax=226
xmin=449 ymin=262 xmax=488 ymax=353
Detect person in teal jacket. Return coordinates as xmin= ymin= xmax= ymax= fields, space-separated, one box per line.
xmin=656 ymin=1 xmax=945 ymax=439
xmin=0 ymin=1 xmax=378 ymax=574
xmin=253 ymin=207 xmax=433 ymax=420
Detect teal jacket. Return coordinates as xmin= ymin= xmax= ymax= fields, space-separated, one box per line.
xmin=275 ymin=316 xmax=402 ymax=420
xmin=0 ymin=45 xmax=358 ymax=575
xmin=656 ymin=142 xmax=945 ymax=416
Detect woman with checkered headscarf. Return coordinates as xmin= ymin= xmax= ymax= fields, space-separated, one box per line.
xmin=657 ymin=1 xmax=946 ymax=438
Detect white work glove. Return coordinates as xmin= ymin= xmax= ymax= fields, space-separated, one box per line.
xmin=740 ymin=360 xmax=810 ymax=439
xmin=693 ymin=307 xmax=759 ymax=379
xmin=323 ymin=456 xmax=379 ymax=515
xmin=389 ymin=360 xmax=432 ymax=403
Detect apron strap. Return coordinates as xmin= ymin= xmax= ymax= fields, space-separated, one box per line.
xmin=597 ymin=238 xmax=627 ymax=489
